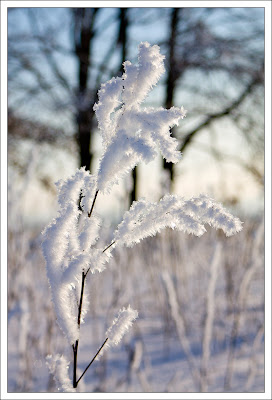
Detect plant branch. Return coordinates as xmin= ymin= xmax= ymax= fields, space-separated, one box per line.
xmin=77 ymin=271 xmax=86 ymax=326
xmin=76 ymin=338 xmax=109 ymax=386
xmin=72 ymin=271 xmax=87 ymax=388
xmin=103 ymin=241 xmax=116 ymax=253
xmin=88 ymin=190 xmax=99 ymax=218
xmin=72 ymin=237 xmax=113 ymax=387
xmin=72 ymin=340 xmax=79 ymax=388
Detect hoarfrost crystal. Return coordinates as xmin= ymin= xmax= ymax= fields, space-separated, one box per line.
xmin=106 ymin=306 xmax=138 ymax=347
xmin=114 ymin=194 xmax=243 ymax=248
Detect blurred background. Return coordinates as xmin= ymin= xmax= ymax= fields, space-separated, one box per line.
xmin=8 ymin=7 xmax=264 ymax=224
xmin=7 ymin=6 xmax=265 ymax=393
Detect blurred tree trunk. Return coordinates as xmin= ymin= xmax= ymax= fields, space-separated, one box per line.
xmin=73 ymin=8 xmax=98 ymax=171
xmin=163 ymin=8 xmax=180 ymax=190
xmin=162 ymin=7 xmax=264 ymax=195
xmin=118 ymin=8 xmax=128 ymax=72
xmin=117 ymin=8 xmax=137 ymax=205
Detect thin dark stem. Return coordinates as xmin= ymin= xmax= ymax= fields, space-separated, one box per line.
xmin=72 ymin=341 xmax=78 ymax=388
xmin=103 ymin=240 xmax=116 ymax=253
xmin=72 ymin=189 xmax=109 ymax=388
xmin=78 ymin=271 xmax=86 ymax=326
xmin=88 ymin=190 xmax=99 ymax=218
xmin=76 ymin=338 xmax=109 ymax=386
xmin=72 ymin=271 xmax=86 ymax=388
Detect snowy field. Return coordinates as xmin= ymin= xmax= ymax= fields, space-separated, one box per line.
xmin=7 ymin=216 xmax=264 ymax=393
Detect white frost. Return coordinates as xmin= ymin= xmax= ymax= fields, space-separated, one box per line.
xmin=106 ymin=305 xmax=138 ymax=347
xmin=42 ymin=169 xmax=111 ymax=345
xmin=182 ymin=194 xmax=243 ymax=236
xmin=114 ymin=194 xmax=243 ymax=248
xmin=94 ymin=42 xmax=186 ymax=193
xmin=46 ymin=354 xmax=75 ymax=392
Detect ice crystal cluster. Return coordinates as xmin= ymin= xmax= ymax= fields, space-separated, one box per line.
xmin=42 ymin=42 xmax=242 ymax=392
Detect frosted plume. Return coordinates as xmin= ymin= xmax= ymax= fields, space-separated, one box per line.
xmin=182 ymin=194 xmax=243 ymax=236
xmin=46 ymin=354 xmax=75 ymax=393
xmin=94 ymin=42 xmax=186 ymax=193
xmin=106 ymin=306 xmax=138 ymax=347
xmin=114 ymin=194 xmax=243 ymax=248
xmin=42 ymin=168 xmax=110 ymax=345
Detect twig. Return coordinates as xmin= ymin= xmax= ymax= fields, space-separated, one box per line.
xmin=103 ymin=241 xmax=116 ymax=253
xmin=76 ymin=338 xmax=109 ymax=386
xmin=88 ymin=190 xmax=99 ymax=218
xmin=84 ymin=241 xmax=116 ymax=278
xmin=72 ymin=341 xmax=79 ymax=388
xmin=71 ymin=210 xmax=113 ymax=387
xmin=77 ymin=271 xmax=86 ymax=326
xmin=72 ymin=271 xmax=87 ymax=388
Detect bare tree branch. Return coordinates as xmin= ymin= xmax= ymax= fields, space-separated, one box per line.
xmin=179 ymin=73 xmax=263 ymax=154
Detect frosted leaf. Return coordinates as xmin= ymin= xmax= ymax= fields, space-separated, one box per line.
xmin=121 ymin=61 xmax=139 ymax=107
xmin=53 ymin=282 xmax=79 ymax=344
xmin=93 ymin=77 xmax=123 ymax=147
xmin=54 ymin=167 xmax=98 ymax=215
xmin=55 ymin=167 xmax=90 ymax=208
xmin=141 ymin=106 xmax=186 ymax=162
xmin=114 ymin=196 xmax=203 ymax=247
xmin=65 ymin=248 xmax=112 ymax=277
xmin=94 ymin=42 xmax=186 ymax=193
xmin=114 ymin=194 xmax=242 ymax=247
xmin=46 ymin=354 xmax=75 ymax=393
xmin=42 ymin=202 xmax=80 ymax=279
xmin=78 ymin=213 xmax=101 ymax=250
xmin=42 ymin=171 xmax=102 ymax=344
xmin=123 ymin=42 xmax=165 ymax=106
xmin=97 ymin=131 xmax=156 ymax=192
xmin=183 ymin=194 xmax=243 ymax=236
xmin=106 ymin=305 xmax=138 ymax=347
xmin=79 ymin=280 xmax=89 ymax=324
xmin=80 ymin=173 xmax=98 ymax=213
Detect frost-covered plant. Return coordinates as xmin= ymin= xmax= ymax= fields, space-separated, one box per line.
xmin=42 ymin=42 xmax=243 ymax=392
